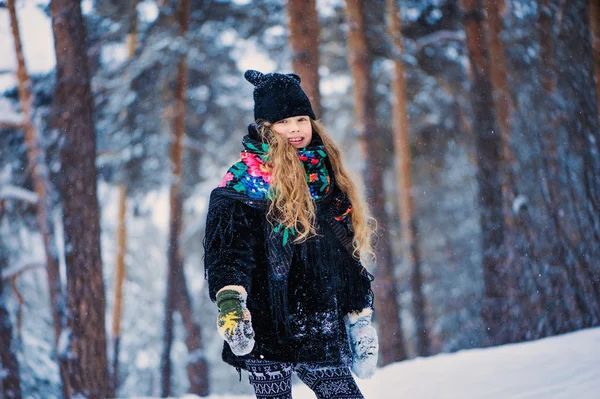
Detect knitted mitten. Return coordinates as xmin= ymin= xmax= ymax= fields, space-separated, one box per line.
xmin=346 ymin=308 xmax=378 ymax=379
xmin=216 ymin=286 xmax=255 ymax=356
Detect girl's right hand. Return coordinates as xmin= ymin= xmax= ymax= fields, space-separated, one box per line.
xmin=216 ymin=286 xmax=255 ymax=356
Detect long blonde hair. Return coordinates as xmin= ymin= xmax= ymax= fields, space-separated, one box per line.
xmin=257 ymin=119 xmax=375 ymax=261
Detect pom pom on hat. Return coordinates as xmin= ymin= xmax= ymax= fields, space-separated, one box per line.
xmin=244 ymin=69 xmax=316 ymax=122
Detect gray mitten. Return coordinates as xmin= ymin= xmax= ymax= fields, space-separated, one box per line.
xmin=216 ymin=285 xmax=255 ymax=356
xmin=346 ymin=308 xmax=378 ymax=379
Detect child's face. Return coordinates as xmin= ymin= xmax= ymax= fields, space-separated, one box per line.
xmin=271 ymin=115 xmax=313 ymax=149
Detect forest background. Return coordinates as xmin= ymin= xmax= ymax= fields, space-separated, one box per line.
xmin=1 ymin=0 xmax=599 ymax=398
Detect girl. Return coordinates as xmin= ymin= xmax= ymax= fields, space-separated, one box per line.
xmin=204 ymin=70 xmax=378 ymax=399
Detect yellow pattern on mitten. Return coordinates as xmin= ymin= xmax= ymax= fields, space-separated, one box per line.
xmin=216 ymin=286 xmax=255 ymax=356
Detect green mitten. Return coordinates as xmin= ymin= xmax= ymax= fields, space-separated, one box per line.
xmin=216 ymin=286 xmax=255 ymax=356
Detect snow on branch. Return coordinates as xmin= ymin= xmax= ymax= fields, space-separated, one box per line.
xmin=414 ymin=30 xmax=466 ymax=52
xmin=0 ymin=98 xmax=24 ymax=128
xmin=1 ymin=260 xmax=44 ymax=281
xmin=0 ymin=119 xmax=24 ymax=129
xmin=0 ymin=185 xmax=38 ymax=203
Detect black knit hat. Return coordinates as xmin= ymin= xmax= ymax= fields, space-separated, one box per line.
xmin=244 ymin=70 xmax=316 ymax=123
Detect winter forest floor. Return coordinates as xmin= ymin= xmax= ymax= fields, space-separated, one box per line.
xmin=142 ymin=327 xmax=600 ymax=399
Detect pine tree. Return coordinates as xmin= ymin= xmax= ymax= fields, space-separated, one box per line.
xmin=458 ymin=0 xmax=508 ymax=345
xmin=161 ymin=0 xmax=210 ymax=396
xmin=0 ymin=205 xmax=22 ymax=399
xmin=286 ymin=0 xmax=322 ymax=118
xmin=51 ymin=0 xmax=109 ymax=396
xmin=386 ymin=0 xmax=430 ymax=358
xmin=7 ymin=1 xmax=69 ymax=394
xmin=345 ymin=0 xmax=407 ymax=364
xmin=590 ymin=0 xmax=600 ymax=121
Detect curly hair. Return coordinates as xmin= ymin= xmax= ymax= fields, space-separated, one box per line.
xmin=257 ymin=119 xmax=375 ymax=261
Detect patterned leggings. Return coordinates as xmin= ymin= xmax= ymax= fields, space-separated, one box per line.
xmin=245 ymin=359 xmax=364 ymax=399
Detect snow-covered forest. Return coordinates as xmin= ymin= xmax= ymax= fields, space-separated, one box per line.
xmin=1 ymin=0 xmax=599 ymax=398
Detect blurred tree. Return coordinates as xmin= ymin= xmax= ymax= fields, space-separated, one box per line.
xmin=110 ymin=2 xmax=138 ymax=397
xmin=483 ymin=0 xmax=517 ymax=219
xmin=538 ymin=0 xmax=555 ymax=93
xmin=458 ymin=0 xmax=507 ymax=345
xmin=345 ymin=0 xmax=407 ymax=364
xmin=111 ymin=183 xmax=128 ymax=397
xmin=6 ymin=1 xmax=69 ymax=395
xmin=286 ymin=0 xmax=322 ymax=117
xmin=160 ymin=0 xmax=209 ymax=396
xmin=493 ymin=0 xmax=600 ymax=343
xmin=590 ymin=0 xmax=600 ymax=120
xmin=50 ymin=0 xmax=109 ymax=397
xmin=386 ymin=0 xmax=430 ymax=358
xmin=0 ymin=202 xmax=23 ymax=399
xmin=534 ymin=0 xmax=600 ymax=329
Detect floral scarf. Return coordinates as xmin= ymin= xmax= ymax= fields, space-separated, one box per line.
xmin=218 ymin=135 xmax=331 ymax=201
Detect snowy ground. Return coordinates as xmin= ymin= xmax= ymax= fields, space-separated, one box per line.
xmin=138 ymin=327 xmax=600 ymax=399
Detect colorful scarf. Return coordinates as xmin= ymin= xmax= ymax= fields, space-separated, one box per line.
xmin=218 ymin=135 xmax=331 ymax=201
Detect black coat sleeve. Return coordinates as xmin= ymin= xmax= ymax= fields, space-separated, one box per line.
xmin=325 ymin=215 xmax=375 ymax=314
xmin=204 ymin=197 xmax=261 ymax=302
xmin=345 ymin=258 xmax=375 ymax=314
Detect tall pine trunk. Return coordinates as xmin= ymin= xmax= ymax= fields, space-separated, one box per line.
xmin=0 ymin=211 xmax=22 ymax=399
xmin=533 ymin=0 xmax=600 ymax=332
xmin=161 ymin=1 xmax=210 ymax=396
xmin=110 ymin=2 xmax=138 ymax=396
xmin=8 ymin=0 xmax=65 ymax=357
xmin=459 ymin=0 xmax=507 ymax=345
xmin=286 ymin=0 xmax=322 ymax=118
xmin=110 ymin=184 xmax=127 ymax=398
xmin=51 ymin=0 xmax=109 ymax=397
xmin=386 ymin=0 xmax=429 ymax=358
xmin=483 ymin=1 xmax=512 ymax=156
xmin=590 ymin=0 xmax=600 ymax=120
xmin=483 ymin=0 xmax=517 ymax=225
xmin=175 ymin=266 xmax=210 ymax=396
xmin=344 ymin=0 xmax=407 ymax=364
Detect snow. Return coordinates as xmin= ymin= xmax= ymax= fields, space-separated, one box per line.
xmin=0 ymin=259 xmax=44 ymax=279
xmin=0 ymin=97 xmax=23 ymax=124
xmin=0 ymin=1 xmax=55 ymax=79
xmin=0 ymin=184 xmax=38 ymax=203
xmin=134 ymin=328 xmax=600 ymax=399
xmin=234 ymin=39 xmax=276 ymax=75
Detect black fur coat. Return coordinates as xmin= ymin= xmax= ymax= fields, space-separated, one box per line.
xmin=204 ymin=175 xmax=374 ymax=370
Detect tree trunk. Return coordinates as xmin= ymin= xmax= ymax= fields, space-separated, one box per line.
xmin=0 ymin=204 xmax=22 ymax=399
xmin=538 ymin=0 xmax=556 ymax=93
xmin=459 ymin=0 xmax=507 ymax=345
xmin=50 ymin=1 xmax=109 ymax=397
xmin=590 ymin=0 xmax=600 ymax=120
xmin=286 ymin=0 xmax=322 ymax=118
xmin=110 ymin=2 xmax=138 ymax=395
xmin=483 ymin=1 xmax=512 ymax=151
xmin=344 ymin=0 xmax=407 ymax=364
xmin=110 ymin=184 xmax=127 ymax=398
xmin=174 ymin=267 xmax=210 ymax=396
xmin=483 ymin=0 xmax=517 ymax=225
xmin=160 ymin=199 xmax=177 ymax=397
xmin=160 ymin=0 xmax=209 ymax=396
xmin=8 ymin=0 xmax=65 ymax=356
xmin=386 ymin=0 xmax=430 ymax=358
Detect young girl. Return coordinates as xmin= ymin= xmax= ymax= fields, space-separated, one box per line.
xmin=204 ymin=70 xmax=378 ymax=399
